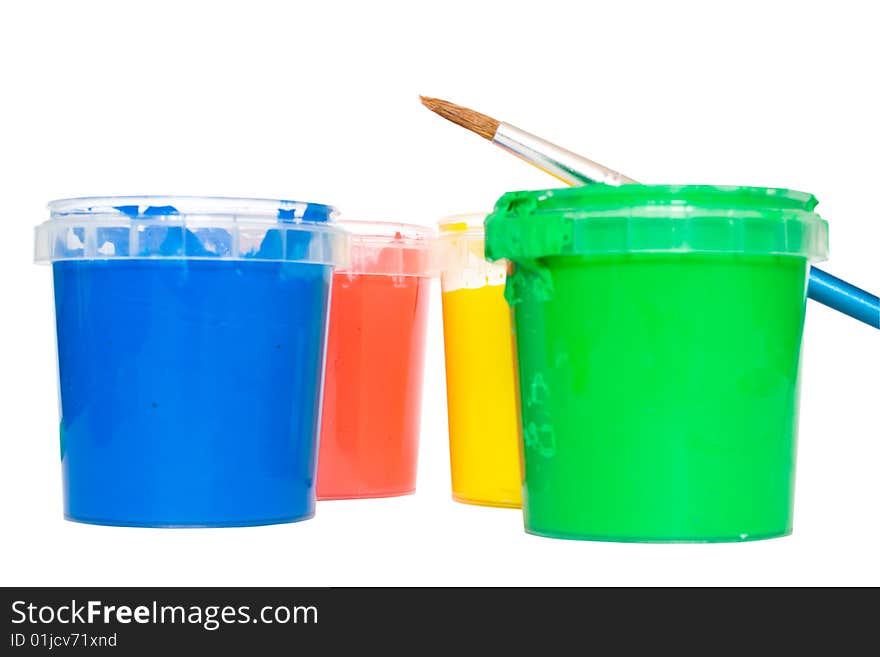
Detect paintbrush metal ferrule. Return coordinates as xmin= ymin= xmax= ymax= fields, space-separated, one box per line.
xmin=493 ymin=123 xmax=638 ymax=187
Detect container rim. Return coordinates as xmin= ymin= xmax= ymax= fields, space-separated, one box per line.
xmin=490 ymin=184 xmax=819 ymax=212
xmin=36 ymin=195 xmax=348 ymax=266
xmin=335 ymin=219 xmax=435 ymax=277
xmin=47 ymin=195 xmax=338 ymax=223
xmin=338 ymin=219 xmax=435 ymax=246
xmin=434 ymin=213 xmax=507 ymax=283
xmin=485 ymin=184 xmax=829 ymax=262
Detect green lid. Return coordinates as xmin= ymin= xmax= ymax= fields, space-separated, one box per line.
xmin=485 ymin=185 xmax=829 ymax=262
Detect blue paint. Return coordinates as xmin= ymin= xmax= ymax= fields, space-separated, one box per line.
xmin=53 ymin=258 xmax=332 ymax=526
xmin=278 ymin=202 xmax=335 ymax=222
xmin=112 ymin=204 xmax=179 ymax=217
xmin=112 ymin=205 xmax=141 ymax=217
xmin=143 ymin=205 xmax=179 ymax=216
xmin=298 ymin=202 xmax=335 ymax=222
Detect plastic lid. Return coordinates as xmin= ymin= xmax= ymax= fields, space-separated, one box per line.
xmin=435 ymin=213 xmax=506 ymax=289
xmin=35 ymin=196 xmax=348 ymax=266
xmin=485 ymin=185 xmax=829 ymax=262
xmin=339 ymin=220 xmax=435 ymax=277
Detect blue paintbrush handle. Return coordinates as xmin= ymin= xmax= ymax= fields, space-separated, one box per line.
xmin=808 ymin=267 xmax=879 ymax=329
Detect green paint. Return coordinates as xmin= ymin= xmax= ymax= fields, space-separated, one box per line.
xmin=486 ymin=185 xmax=828 ymax=542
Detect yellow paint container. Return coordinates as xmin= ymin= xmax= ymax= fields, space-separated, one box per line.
xmin=437 ymin=215 xmax=521 ymax=508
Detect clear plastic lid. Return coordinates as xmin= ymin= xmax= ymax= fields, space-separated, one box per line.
xmin=486 ymin=185 xmax=830 ymax=262
xmin=35 ymin=196 xmax=349 ymax=266
xmin=436 ymin=214 xmax=506 ymax=290
xmin=338 ymin=220 xmax=435 ymax=277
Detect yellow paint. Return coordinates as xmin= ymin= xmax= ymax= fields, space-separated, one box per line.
xmin=441 ymin=283 xmax=522 ymax=508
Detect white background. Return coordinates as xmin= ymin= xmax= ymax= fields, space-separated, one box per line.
xmin=1 ymin=0 xmax=877 ymax=586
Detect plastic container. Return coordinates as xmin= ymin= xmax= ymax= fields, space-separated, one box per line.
xmin=485 ymin=185 xmax=829 ymax=542
xmin=437 ymin=215 xmax=522 ymax=508
xmin=316 ymin=221 xmax=433 ymax=499
xmin=35 ymin=196 xmax=347 ymax=527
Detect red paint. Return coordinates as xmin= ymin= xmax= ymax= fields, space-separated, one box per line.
xmin=317 ymin=271 xmax=431 ymax=499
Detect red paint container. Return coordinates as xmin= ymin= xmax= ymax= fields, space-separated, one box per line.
xmin=316 ymin=222 xmax=434 ymax=499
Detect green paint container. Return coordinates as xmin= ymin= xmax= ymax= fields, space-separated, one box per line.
xmin=485 ymin=185 xmax=829 ymax=542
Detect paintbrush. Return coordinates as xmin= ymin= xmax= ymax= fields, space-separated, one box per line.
xmin=420 ymin=95 xmax=880 ymax=329
xmin=420 ymin=96 xmax=636 ymax=186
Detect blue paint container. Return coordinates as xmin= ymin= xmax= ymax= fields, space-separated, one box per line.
xmin=35 ymin=197 xmax=348 ymax=527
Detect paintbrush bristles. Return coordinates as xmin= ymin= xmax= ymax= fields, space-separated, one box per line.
xmin=419 ymin=96 xmax=500 ymax=141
